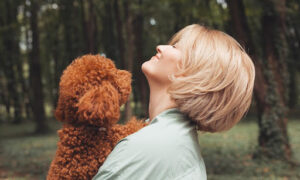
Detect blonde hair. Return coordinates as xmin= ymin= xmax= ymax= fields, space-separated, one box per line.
xmin=168 ymin=24 xmax=255 ymax=132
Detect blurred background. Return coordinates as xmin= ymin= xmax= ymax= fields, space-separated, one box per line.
xmin=0 ymin=0 xmax=299 ymax=179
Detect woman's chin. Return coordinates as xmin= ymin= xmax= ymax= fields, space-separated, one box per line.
xmin=141 ymin=61 xmax=151 ymax=75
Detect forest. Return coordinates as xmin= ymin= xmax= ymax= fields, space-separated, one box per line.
xmin=0 ymin=0 xmax=299 ymax=179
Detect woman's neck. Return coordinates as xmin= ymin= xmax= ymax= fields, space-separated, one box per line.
xmin=148 ymin=84 xmax=177 ymax=121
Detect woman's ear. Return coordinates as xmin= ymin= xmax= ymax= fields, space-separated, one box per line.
xmin=75 ymin=81 xmax=120 ymax=127
xmin=115 ymin=70 xmax=132 ymax=105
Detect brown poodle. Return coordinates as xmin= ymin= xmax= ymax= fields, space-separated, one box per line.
xmin=47 ymin=55 xmax=147 ymax=179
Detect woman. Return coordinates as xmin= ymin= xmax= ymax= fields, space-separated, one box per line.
xmin=93 ymin=24 xmax=255 ymax=180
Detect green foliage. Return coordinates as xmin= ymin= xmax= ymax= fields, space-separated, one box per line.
xmin=0 ymin=0 xmax=299 ymax=120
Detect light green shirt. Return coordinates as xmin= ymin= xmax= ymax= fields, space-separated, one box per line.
xmin=92 ymin=108 xmax=207 ymax=180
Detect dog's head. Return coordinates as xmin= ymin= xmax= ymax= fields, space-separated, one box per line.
xmin=55 ymin=55 xmax=131 ymax=127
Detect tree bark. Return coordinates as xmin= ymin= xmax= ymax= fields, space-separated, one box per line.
xmin=100 ymin=0 xmax=117 ymax=61
xmin=58 ymin=0 xmax=83 ymax=63
xmin=52 ymin=34 xmax=60 ymax=110
xmin=133 ymin=0 xmax=149 ymax=117
xmin=123 ymin=0 xmax=134 ymax=121
xmin=285 ymin=1 xmax=300 ymax=109
xmin=0 ymin=0 xmax=22 ymax=123
xmin=227 ymin=0 xmax=292 ymax=161
xmin=29 ymin=0 xmax=49 ymax=134
xmin=113 ymin=0 xmax=125 ymax=69
xmin=81 ymin=0 xmax=97 ymax=53
xmin=258 ymin=0 xmax=291 ymax=160
xmin=0 ymin=72 xmax=10 ymax=117
xmin=23 ymin=2 xmax=33 ymax=119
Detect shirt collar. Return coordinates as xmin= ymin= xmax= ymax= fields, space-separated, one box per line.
xmin=147 ymin=108 xmax=185 ymax=125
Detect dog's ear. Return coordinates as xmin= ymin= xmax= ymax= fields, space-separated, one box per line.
xmin=114 ymin=70 xmax=132 ymax=105
xmin=55 ymin=95 xmax=76 ymax=123
xmin=75 ymin=81 xmax=120 ymax=127
xmin=55 ymin=99 xmax=65 ymax=122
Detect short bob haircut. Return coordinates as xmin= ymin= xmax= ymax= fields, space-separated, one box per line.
xmin=168 ymin=24 xmax=255 ymax=132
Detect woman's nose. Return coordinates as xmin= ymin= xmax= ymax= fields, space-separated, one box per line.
xmin=156 ymin=45 xmax=163 ymax=53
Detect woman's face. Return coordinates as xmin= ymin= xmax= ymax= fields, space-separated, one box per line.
xmin=142 ymin=44 xmax=182 ymax=85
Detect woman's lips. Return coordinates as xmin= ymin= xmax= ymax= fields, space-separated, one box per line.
xmin=150 ymin=53 xmax=160 ymax=62
xmin=150 ymin=55 xmax=159 ymax=62
xmin=155 ymin=54 xmax=160 ymax=59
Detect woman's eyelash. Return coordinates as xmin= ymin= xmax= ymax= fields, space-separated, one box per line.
xmin=172 ymin=45 xmax=176 ymax=48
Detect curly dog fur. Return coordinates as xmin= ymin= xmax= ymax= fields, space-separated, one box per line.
xmin=47 ymin=55 xmax=147 ymax=179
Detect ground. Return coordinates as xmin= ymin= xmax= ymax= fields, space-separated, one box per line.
xmin=0 ymin=118 xmax=299 ymax=180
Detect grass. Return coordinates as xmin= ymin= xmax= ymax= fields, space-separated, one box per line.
xmin=199 ymin=120 xmax=300 ymax=180
xmin=0 ymin=119 xmax=299 ymax=180
xmin=0 ymin=120 xmax=61 ymax=180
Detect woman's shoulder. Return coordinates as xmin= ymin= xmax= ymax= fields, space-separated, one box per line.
xmin=125 ymin=118 xmax=198 ymax=158
xmin=94 ymin=125 xmax=206 ymax=180
xmin=93 ymin=115 xmax=206 ymax=180
xmin=125 ymin=119 xmax=180 ymax=147
xmin=128 ymin=112 xmax=197 ymax=144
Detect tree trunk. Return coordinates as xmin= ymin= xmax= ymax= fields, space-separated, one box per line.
xmin=0 ymin=72 xmax=10 ymax=118
xmin=133 ymin=0 xmax=149 ymax=117
xmin=285 ymin=1 xmax=300 ymax=109
xmin=52 ymin=36 xmax=60 ymax=109
xmin=0 ymin=0 xmax=22 ymax=123
xmin=60 ymin=0 xmax=74 ymax=62
xmin=227 ymin=0 xmax=292 ymax=161
xmin=123 ymin=0 xmax=134 ymax=121
xmin=113 ymin=0 xmax=125 ymax=69
xmin=258 ymin=0 xmax=291 ymax=160
xmin=23 ymin=2 xmax=33 ymax=119
xmin=81 ymin=0 xmax=97 ymax=53
xmin=58 ymin=0 xmax=83 ymax=64
xmin=29 ymin=0 xmax=49 ymax=134
xmin=100 ymin=0 xmax=117 ymax=61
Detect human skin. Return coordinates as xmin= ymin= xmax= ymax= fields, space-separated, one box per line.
xmin=141 ymin=44 xmax=182 ymax=121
